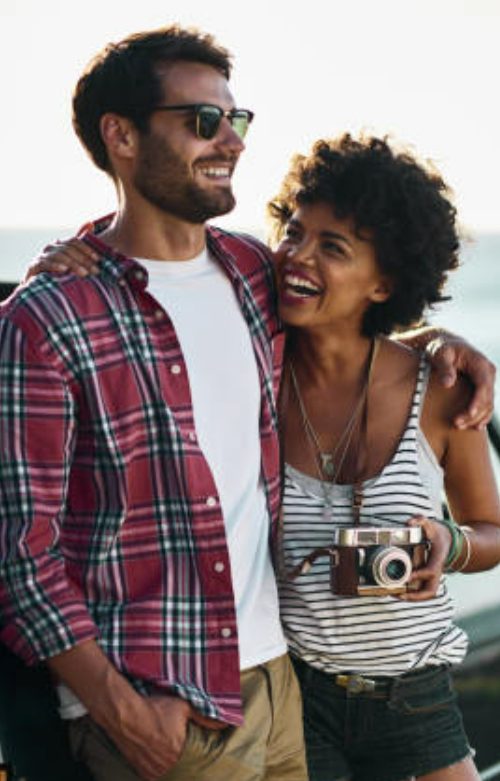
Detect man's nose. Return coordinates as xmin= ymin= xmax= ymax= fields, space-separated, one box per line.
xmin=215 ymin=118 xmax=246 ymax=154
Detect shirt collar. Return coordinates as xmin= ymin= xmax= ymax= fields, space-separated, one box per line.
xmin=76 ymin=214 xmax=240 ymax=293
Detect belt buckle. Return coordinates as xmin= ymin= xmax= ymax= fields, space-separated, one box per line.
xmin=336 ymin=673 xmax=377 ymax=694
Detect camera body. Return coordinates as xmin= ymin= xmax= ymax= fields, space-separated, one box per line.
xmin=329 ymin=526 xmax=427 ymax=596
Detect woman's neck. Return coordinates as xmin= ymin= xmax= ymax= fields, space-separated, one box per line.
xmin=287 ymin=328 xmax=376 ymax=388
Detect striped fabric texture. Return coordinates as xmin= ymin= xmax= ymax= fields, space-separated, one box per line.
xmin=0 ymin=221 xmax=284 ymax=724
xmin=279 ymin=358 xmax=468 ymax=676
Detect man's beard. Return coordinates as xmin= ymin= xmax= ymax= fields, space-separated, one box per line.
xmin=133 ymin=131 xmax=236 ymax=224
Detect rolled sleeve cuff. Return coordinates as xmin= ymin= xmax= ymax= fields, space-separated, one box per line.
xmin=0 ymin=606 xmax=98 ymax=666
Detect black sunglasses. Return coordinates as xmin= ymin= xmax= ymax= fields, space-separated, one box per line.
xmin=149 ymin=103 xmax=254 ymax=140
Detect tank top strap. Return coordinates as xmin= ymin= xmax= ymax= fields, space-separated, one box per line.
xmin=390 ymin=354 xmax=431 ymax=457
xmin=411 ymin=354 xmax=432 ymax=421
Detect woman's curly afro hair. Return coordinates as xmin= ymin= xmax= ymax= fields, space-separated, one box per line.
xmin=268 ymin=134 xmax=460 ymax=336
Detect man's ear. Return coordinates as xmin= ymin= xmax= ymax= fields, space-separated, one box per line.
xmin=100 ymin=113 xmax=138 ymax=163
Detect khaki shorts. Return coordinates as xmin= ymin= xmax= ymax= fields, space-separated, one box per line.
xmin=68 ymin=654 xmax=308 ymax=781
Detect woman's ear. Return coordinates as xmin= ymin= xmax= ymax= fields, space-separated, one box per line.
xmin=371 ymin=276 xmax=394 ymax=303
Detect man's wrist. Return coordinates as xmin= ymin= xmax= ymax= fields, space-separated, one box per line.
xmin=85 ymin=658 xmax=144 ymax=730
xmin=46 ymin=639 xmax=143 ymax=730
xmin=424 ymin=328 xmax=450 ymax=357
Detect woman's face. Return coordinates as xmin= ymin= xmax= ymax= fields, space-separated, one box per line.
xmin=273 ymin=202 xmax=392 ymax=333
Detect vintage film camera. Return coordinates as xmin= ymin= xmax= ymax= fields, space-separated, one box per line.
xmin=329 ymin=526 xmax=428 ymax=596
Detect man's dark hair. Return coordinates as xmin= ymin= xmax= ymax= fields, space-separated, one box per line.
xmin=268 ymin=134 xmax=460 ymax=336
xmin=72 ymin=25 xmax=233 ymax=174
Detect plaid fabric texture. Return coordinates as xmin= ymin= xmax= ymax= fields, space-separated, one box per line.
xmin=0 ymin=221 xmax=284 ymax=724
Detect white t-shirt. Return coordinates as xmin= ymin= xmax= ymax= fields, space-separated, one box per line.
xmin=58 ymin=247 xmax=285 ymax=718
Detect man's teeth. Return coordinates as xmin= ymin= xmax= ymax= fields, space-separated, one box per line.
xmin=201 ymin=167 xmax=231 ymax=178
xmin=283 ymin=274 xmax=322 ymax=297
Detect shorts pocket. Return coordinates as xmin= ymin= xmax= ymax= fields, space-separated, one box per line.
xmin=181 ymin=721 xmax=228 ymax=761
xmin=389 ymin=668 xmax=457 ymax=715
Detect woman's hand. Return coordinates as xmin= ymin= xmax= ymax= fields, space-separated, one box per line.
xmin=426 ymin=335 xmax=496 ymax=430
xmin=24 ymin=238 xmax=100 ymax=281
xmin=399 ymin=515 xmax=451 ymax=601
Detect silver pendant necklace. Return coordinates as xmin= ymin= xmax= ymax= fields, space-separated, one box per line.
xmin=288 ymin=339 xmax=378 ymax=520
xmin=320 ymin=453 xmax=336 ymax=480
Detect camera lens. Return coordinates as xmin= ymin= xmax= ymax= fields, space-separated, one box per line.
xmin=385 ymin=559 xmax=407 ymax=580
xmin=366 ymin=545 xmax=412 ymax=588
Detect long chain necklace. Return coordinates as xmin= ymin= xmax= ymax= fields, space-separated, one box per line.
xmin=280 ymin=339 xmax=378 ymax=580
xmin=289 ymin=339 xmax=377 ymax=486
xmin=289 ymin=365 xmax=364 ymax=480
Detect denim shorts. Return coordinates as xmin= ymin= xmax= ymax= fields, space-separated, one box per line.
xmin=291 ymin=655 xmax=473 ymax=781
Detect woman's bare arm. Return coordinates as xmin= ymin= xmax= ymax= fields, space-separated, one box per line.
xmin=431 ymin=374 xmax=500 ymax=572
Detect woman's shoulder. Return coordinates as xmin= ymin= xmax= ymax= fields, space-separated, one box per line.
xmin=418 ymin=363 xmax=474 ymax=464
xmin=376 ymin=339 xmax=473 ymax=464
xmin=375 ymin=337 xmax=421 ymax=388
xmin=425 ymin=365 xmax=474 ymax=428
xmin=378 ymin=337 xmax=473 ymax=425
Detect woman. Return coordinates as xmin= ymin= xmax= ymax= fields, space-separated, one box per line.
xmin=25 ymin=135 xmax=499 ymax=781
xmin=268 ymin=134 xmax=500 ymax=781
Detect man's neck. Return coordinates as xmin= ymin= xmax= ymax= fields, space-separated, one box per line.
xmin=98 ymin=203 xmax=207 ymax=261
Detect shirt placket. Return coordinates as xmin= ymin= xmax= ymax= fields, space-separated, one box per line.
xmin=128 ymin=264 xmax=241 ymax=685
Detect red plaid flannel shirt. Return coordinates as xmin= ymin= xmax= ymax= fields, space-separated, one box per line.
xmin=0 ymin=221 xmax=284 ymax=724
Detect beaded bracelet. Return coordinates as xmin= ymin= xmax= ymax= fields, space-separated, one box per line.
xmin=435 ymin=517 xmax=465 ymax=570
xmin=450 ymin=526 xmax=474 ymax=573
xmin=447 ymin=525 xmax=466 ymax=571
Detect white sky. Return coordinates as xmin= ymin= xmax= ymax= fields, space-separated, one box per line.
xmin=2 ymin=0 xmax=500 ymax=234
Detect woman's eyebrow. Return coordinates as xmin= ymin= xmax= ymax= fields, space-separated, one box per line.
xmin=320 ymin=230 xmax=352 ymax=248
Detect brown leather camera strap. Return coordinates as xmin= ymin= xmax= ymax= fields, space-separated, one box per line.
xmin=285 ymin=546 xmax=337 ymax=581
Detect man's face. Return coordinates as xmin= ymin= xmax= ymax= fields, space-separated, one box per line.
xmin=133 ymin=61 xmax=246 ymax=223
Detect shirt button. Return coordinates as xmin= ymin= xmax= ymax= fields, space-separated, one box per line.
xmin=119 ymin=278 xmax=127 ymax=287
xmin=221 ymin=627 xmax=232 ymax=638
xmin=214 ymin=561 xmax=225 ymax=573
xmin=154 ymin=309 xmax=164 ymax=320
xmin=206 ymin=496 xmax=217 ymax=508
xmin=135 ymin=271 xmax=145 ymax=281
xmin=170 ymin=364 xmax=181 ymax=375
xmin=188 ymin=432 xmax=197 ymax=442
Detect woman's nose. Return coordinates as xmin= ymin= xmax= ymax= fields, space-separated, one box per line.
xmin=287 ymin=241 xmax=316 ymax=265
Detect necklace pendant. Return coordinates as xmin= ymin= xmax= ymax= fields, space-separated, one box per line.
xmin=320 ymin=453 xmax=335 ymax=479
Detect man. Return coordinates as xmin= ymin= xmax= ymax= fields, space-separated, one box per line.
xmin=0 ymin=26 xmax=304 ymax=781
xmin=0 ymin=24 xmax=495 ymax=781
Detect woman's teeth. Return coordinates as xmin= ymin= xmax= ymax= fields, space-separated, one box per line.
xmin=283 ymin=273 xmax=322 ymax=297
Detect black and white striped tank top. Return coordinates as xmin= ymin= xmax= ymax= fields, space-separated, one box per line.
xmin=279 ymin=356 xmax=468 ymax=675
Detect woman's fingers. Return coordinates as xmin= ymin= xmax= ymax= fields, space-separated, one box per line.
xmin=25 ymin=238 xmax=101 ymax=280
xmin=398 ymin=516 xmax=450 ymax=601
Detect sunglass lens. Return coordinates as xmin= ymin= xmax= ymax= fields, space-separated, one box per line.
xmin=231 ymin=111 xmax=251 ymax=139
xmin=197 ymin=107 xmax=222 ymax=139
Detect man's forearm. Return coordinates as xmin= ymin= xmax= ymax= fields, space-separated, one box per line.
xmin=47 ymin=639 xmax=193 ymax=780
xmin=46 ymin=639 xmax=144 ymax=731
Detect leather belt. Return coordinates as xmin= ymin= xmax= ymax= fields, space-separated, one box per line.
xmin=334 ymin=673 xmax=392 ymax=695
